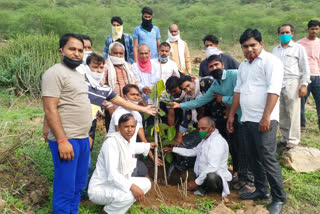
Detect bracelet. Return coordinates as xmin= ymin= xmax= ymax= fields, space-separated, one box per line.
xmin=57 ymin=139 xmax=68 ymax=144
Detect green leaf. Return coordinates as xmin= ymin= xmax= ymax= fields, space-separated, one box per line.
xmin=144 ymin=113 xmax=151 ymax=120
xmin=162 ymin=139 xmax=177 ymax=146
xmin=157 ymin=109 xmax=166 ymax=117
xmin=150 ymin=126 xmax=154 ymax=137
xmin=149 ymin=84 xmax=155 ymax=103
xmin=168 ymin=126 xmax=176 ymax=141
xmin=158 ymin=123 xmax=169 ymax=130
xmin=150 ymin=80 xmax=166 ymax=103
xmin=165 ymin=153 xmax=173 ymax=164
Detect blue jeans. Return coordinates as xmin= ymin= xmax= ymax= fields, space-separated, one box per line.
xmin=301 ymin=76 xmax=320 ymax=128
xmin=49 ymin=138 xmax=90 ymax=214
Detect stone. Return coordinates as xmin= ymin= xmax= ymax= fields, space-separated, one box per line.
xmin=0 ymin=199 xmax=6 ymax=211
xmin=245 ymin=205 xmax=269 ymax=214
xmin=209 ymin=203 xmax=235 ymax=214
xmin=30 ymin=190 xmax=42 ymax=204
xmin=280 ymin=146 xmax=320 ymax=172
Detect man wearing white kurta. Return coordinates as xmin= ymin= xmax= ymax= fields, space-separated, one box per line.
xmin=163 ymin=117 xmax=232 ymax=197
xmin=88 ymin=113 xmax=156 ymax=214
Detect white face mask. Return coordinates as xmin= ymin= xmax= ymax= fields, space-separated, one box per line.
xmin=83 ymin=51 xmax=93 ymax=64
xmin=205 ymin=47 xmax=222 ymax=58
xmin=167 ymin=30 xmax=180 ymax=42
xmin=109 ymin=55 xmax=125 ymax=65
xmin=125 ymin=95 xmax=140 ymax=104
xmin=90 ymin=72 xmax=103 ymax=82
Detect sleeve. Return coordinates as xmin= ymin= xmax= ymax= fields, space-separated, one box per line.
xmin=172 ymin=61 xmax=180 ymax=77
xmin=113 ymin=111 xmax=121 ymax=126
xmin=195 ymin=141 xmax=224 ymax=186
xmin=105 ymin=89 xmax=118 ymax=102
xmin=41 ymin=68 xmax=63 ymax=98
xmin=128 ymin=35 xmax=135 ymax=64
xmin=132 ymin=64 xmax=144 ymax=91
xmin=172 ymin=147 xmax=197 ymax=157
xmin=221 ymin=71 xmax=238 ymax=106
xmin=298 ymin=45 xmax=311 ymax=87
xmin=180 ymin=84 xmax=215 ymax=109
xmin=103 ymin=36 xmax=111 ymax=60
xmin=265 ymin=56 xmax=283 ymax=95
xmin=234 ymin=65 xmax=243 ymax=93
xmin=156 ymin=27 xmax=161 ymax=40
xmin=134 ymin=143 xmax=150 ymax=156
xmin=133 ymin=27 xmax=139 ymax=39
xmin=103 ymin=140 xmax=133 ymax=192
xmin=184 ymin=42 xmax=192 ymax=74
xmin=199 ymin=60 xmax=205 ymax=77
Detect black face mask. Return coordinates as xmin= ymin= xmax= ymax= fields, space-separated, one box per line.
xmin=63 ymin=56 xmax=82 ymax=69
xmin=211 ymin=69 xmax=223 ymax=84
xmin=141 ymin=17 xmax=153 ymax=32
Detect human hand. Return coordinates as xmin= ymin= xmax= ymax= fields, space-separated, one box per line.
xmin=174 ymin=134 xmax=185 ymax=146
xmin=168 ymin=102 xmax=181 ymax=109
xmin=130 ymin=184 xmax=145 ymax=202
xmin=148 ymin=152 xmax=164 ymax=166
xmin=89 ymin=137 xmax=93 ymax=149
xmin=162 ymin=147 xmax=173 ymax=153
xmin=43 ymin=126 xmax=49 ymax=142
xmin=144 ymin=105 xmax=156 ymax=116
xmin=58 ymin=140 xmax=74 ymax=161
xmin=187 ymin=181 xmax=198 ymax=191
xmin=299 ymin=85 xmax=307 ymax=98
xmin=259 ymin=116 xmax=270 ymax=132
xmin=214 ymin=94 xmax=223 ymax=103
xmin=227 ymin=115 xmax=235 ymax=133
xmin=149 ymin=142 xmax=158 ymax=149
xmin=142 ymin=87 xmax=152 ymax=95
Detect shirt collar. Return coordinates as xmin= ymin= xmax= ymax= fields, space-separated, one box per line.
xmin=278 ymin=40 xmax=295 ymax=49
xmin=244 ymin=49 xmax=266 ymax=63
xmin=221 ymin=69 xmax=227 ymax=81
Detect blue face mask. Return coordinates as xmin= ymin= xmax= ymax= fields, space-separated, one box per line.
xmin=159 ymin=55 xmax=169 ymax=63
xmin=279 ymin=34 xmax=292 ymax=44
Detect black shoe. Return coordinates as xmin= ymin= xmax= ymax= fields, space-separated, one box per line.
xmin=240 ymin=190 xmax=271 ymax=201
xmin=268 ymin=201 xmax=285 ymax=214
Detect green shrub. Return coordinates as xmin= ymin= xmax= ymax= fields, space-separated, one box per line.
xmin=0 ymin=33 xmax=60 ymax=97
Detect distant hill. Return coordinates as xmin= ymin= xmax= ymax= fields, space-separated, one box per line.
xmin=0 ymin=0 xmax=319 ymax=51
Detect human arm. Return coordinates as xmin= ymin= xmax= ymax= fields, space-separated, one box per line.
xmin=133 ymin=39 xmax=139 ymax=62
xmin=128 ymin=35 xmax=135 ymax=64
xmin=111 ymin=96 xmax=155 ymax=116
xmin=259 ymin=93 xmax=279 ymax=132
xmin=221 ymin=70 xmax=238 ymax=106
xmin=180 ymin=84 xmax=215 ymax=109
xmin=43 ymin=115 xmax=49 ymax=142
xmin=227 ymin=92 xmax=240 ymax=133
xmin=167 ymin=108 xmax=176 ymax=126
xmin=103 ymin=36 xmax=111 ymax=60
xmin=172 ymin=147 xmax=197 ymax=157
xmin=298 ymin=45 xmax=310 ymax=97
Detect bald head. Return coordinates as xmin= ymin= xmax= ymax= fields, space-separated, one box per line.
xmin=138 ymin=44 xmax=150 ymax=60
xmin=169 ymin=24 xmax=179 ymax=36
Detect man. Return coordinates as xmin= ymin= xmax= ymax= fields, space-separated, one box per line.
xmin=103 ymin=16 xmax=134 ymax=64
xmin=199 ymin=34 xmax=240 ymax=77
xmin=41 ymin=33 xmax=155 ymax=213
xmin=272 ymin=24 xmax=310 ymax=149
xmin=76 ymin=35 xmax=93 ymax=75
xmin=170 ymin=55 xmax=255 ymax=194
xmin=88 ymin=113 xmax=156 ymax=214
xmin=227 ymin=29 xmax=286 ymax=214
xmin=132 ymin=44 xmax=161 ymax=104
xmin=133 ymin=7 xmax=161 ymax=61
xmin=298 ymin=20 xmax=320 ymax=131
xmin=163 ymin=117 xmax=232 ymax=197
xmin=166 ymin=24 xmax=192 ymax=75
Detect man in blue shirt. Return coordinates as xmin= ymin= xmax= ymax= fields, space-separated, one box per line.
xmin=133 ymin=7 xmax=161 ymax=61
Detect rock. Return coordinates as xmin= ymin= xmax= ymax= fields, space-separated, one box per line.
xmin=245 ymin=205 xmax=269 ymax=214
xmin=0 ymin=199 xmax=6 ymax=211
xmin=209 ymin=203 xmax=235 ymax=214
xmin=280 ymin=146 xmax=320 ymax=172
xmin=30 ymin=190 xmax=42 ymax=204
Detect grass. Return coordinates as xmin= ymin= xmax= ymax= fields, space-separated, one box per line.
xmin=0 ymin=81 xmax=320 ymax=214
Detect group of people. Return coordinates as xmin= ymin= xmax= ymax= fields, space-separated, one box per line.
xmin=41 ymin=5 xmax=320 ymax=214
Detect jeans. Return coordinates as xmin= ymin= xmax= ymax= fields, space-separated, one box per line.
xmin=301 ymin=76 xmax=320 ymax=129
xmin=49 ymin=138 xmax=90 ymax=214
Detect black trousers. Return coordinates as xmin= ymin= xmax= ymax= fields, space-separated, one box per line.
xmin=201 ymin=172 xmax=223 ymax=193
xmin=242 ymin=120 xmax=286 ymax=202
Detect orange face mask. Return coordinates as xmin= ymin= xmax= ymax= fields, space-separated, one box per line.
xmin=245 ymin=52 xmax=259 ymax=63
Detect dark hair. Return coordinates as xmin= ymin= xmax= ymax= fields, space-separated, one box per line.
xmin=122 ymin=84 xmax=141 ymax=95
xmin=277 ymin=24 xmax=294 ymax=34
xmin=178 ymin=75 xmax=192 ymax=87
xmin=111 ymin=16 xmax=123 ymax=25
xmin=166 ymin=76 xmax=180 ymax=91
xmin=59 ymin=33 xmax=84 ymax=49
xmin=142 ymin=6 xmax=153 ymax=15
xmin=207 ymin=54 xmax=223 ymax=64
xmin=239 ymin=29 xmax=262 ymax=44
xmin=159 ymin=42 xmax=170 ymax=49
xmin=81 ymin=35 xmax=92 ymax=46
xmin=118 ymin=113 xmax=136 ymax=126
xmin=86 ymin=53 xmax=104 ymax=65
xmin=202 ymin=35 xmax=219 ymax=45
xmin=308 ymin=20 xmax=320 ymax=29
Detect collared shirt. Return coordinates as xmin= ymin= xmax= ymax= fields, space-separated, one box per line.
xmin=172 ymin=129 xmax=232 ymax=188
xmin=89 ymin=132 xmax=150 ymax=194
xmin=103 ymin=33 xmax=134 ymax=64
xmin=151 ymin=58 xmax=180 ymax=84
xmin=234 ymin=49 xmax=283 ymax=123
xmin=272 ymin=40 xmax=310 ymax=87
xmin=168 ymin=40 xmax=192 ymax=74
xmin=181 ymin=69 xmax=242 ymax=122
xmin=297 ymin=37 xmax=320 ymax=76
xmin=133 ymin=25 xmax=161 ymax=59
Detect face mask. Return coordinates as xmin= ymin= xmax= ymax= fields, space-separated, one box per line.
xmin=82 ymin=51 xmax=92 ymax=64
xmin=125 ymin=96 xmax=140 ymax=105
xmin=159 ymin=55 xmax=169 ymax=63
xmin=90 ymin=72 xmax=103 ymax=82
xmin=141 ymin=17 xmax=153 ymax=32
xmin=205 ymin=47 xmax=222 ymax=58
xmin=167 ymin=30 xmax=180 ymax=42
xmin=112 ymin=25 xmax=123 ymax=41
xmin=109 ymin=55 xmax=125 ymax=65
xmin=63 ymin=56 xmax=82 ymax=69
xmin=211 ymin=69 xmax=223 ymax=81
xmin=279 ymin=34 xmax=292 ymax=44
xmin=199 ymin=131 xmax=208 ymax=139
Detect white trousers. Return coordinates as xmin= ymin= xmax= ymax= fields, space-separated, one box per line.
xmin=279 ymin=79 xmax=301 ymax=145
xmin=88 ymin=177 xmax=151 ymax=214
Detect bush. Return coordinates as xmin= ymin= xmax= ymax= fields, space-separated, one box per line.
xmin=0 ymin=33 xmax=60 ymax=97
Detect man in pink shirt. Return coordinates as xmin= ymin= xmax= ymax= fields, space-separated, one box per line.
xmin=298 ymin=20 xmax=320 ymax=131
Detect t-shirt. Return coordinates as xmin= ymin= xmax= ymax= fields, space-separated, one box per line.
xmin=297 ymin=37 xmax=320 ymax=76
xmin=41 ymin=63 xmax=92 ymax=141
xmin=133 ymin=25 xmax=161 ymax=59
xmin=107 ymin=106 xmax=143 ymax=141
